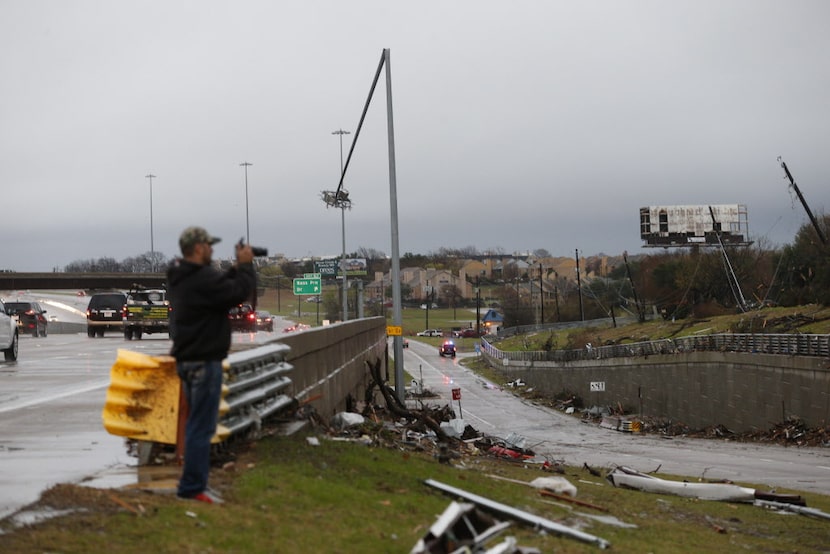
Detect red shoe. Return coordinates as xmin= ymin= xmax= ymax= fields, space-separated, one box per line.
xmin=182 ymin=490 xmax=224 ymax=504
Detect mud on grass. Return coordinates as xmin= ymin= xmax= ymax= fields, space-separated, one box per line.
xmin=2 ymin=432 xmax=830 ymax=553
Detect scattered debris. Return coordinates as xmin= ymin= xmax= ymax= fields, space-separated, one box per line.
xmin=439 ymin=418 xmax=468 ymax=439
xmin=599 ymin=416 xmax=642 ymax=433
xmin=755 ymin=499 xmax=830 ymax=521
xmin=519 ymin=385 xmax=830 ymax=448
xmin=607 ymin=466 xmax=808 ymax=506
xmin=485 ymin=474 xmax=580 ymax=500
xmin=107 ymin=493 xmax=141 ymax=516
xmin=424 ymin=479 xmax=611 ymax=549
xmin=331 ymin=412 xmax=365 ymax=430
xmin=538 ymin=490 xmax=609 ymax=513
xmin=528 ymin=477 xmax=577 ymax=498
xmin=410 ymin=501 xmax=531 ymax=554
xmin=583 ymin=463 xmax=602 ymax=478
xmin=539 ymin=500 xmax=637 ymax=529
xmin=607 ymin=466 xmax=755 ymax=502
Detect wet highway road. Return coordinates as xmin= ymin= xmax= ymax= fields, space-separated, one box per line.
xmin=402 ymin=339 xmax=830 ymax=497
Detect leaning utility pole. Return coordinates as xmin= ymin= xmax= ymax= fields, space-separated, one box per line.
xmin=623 ymin=251 xmax=646 ymax=322
xmin=709 ymin=206 xmax=749 ymax=312
xmin=779 ymin=157 xmax=828 ymax=246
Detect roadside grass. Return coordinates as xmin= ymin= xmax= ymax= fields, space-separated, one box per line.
xmin=2 ymin=431 xmax=829 ymax=553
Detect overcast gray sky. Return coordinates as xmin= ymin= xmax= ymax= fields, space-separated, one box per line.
xmin=2 ymin=1 xmax=829 ymax=272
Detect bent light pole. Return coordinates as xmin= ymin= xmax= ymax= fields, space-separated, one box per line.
xmin=324 ymin=49 xmax=402 ymax=399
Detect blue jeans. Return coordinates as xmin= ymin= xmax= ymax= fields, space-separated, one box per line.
xmin=177 ymin=360 xmax=223 ymax=498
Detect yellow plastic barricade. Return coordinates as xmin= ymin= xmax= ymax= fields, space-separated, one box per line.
xmin=102 ymin=349 xmax=181 ymax=444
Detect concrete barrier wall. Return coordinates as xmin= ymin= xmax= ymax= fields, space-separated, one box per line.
xmin=45 ymin=321 xmax=86 ymax=334
xmin=273 ymin=316 xmax=388 ymax=419
xmin=490 ymin=351 xmax=830 ymax=431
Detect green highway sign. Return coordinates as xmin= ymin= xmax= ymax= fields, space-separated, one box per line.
xmin=293 ymin=277 xmax=321 ymax=295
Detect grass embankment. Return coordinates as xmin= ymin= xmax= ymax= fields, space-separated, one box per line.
xmin=493 ymin=304 xmax=830 ymax=353
xmin=3 ymin=431 xmax=829 ymax=553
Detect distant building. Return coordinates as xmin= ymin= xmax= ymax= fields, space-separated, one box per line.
xmin=481 ymin=308 xmax=504 ymax=333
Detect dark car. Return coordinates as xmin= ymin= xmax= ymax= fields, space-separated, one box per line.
xmin=5 ymin=301 xmax=48 ymax=337
xmin=86 ymin=292 xmax=127 ymax=337
xmin=229 ymin=304 xmax=257 ymax=332
xmin=438 ymin=339 xmax=457 ymax=358
xmin=459 ymin=328 xmax=486 ymax=338
xmin=255 ymin=310 xmax=274 ymax=332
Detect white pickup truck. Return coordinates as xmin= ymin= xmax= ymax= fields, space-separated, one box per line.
xmin=0 ymin=298 xmax=19 ymax=361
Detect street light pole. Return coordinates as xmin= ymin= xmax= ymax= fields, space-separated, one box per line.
xmin=332 ymin=129 xmax=351 ymax=322
xmin=145 ymin=174 xmax=156 ymax=272
xmin=240 ymin=162 xmax=253 ymax=243
xmin=576 ymin=248 xmax=585 ymax=321
xmin=539 ymin=263 xmax=544 ymax=324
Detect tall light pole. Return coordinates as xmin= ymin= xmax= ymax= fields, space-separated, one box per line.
xmin=145 ymin=174 xmax=156 ymax=272
xmin=539 ymin=263 xmax=544 ymax=324
xmin=240 ymin=162 xmax=253 ymax=243
xmin=576 ymin=248 xmax=585 ymax=321
xmin=326 ymin=129 xmax=352 ymax=322
xmin=332 ymin=129 xmax=350 ymax=176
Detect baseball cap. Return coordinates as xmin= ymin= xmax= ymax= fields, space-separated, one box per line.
xmin=179 ymin=226 xmax=221 ymax=252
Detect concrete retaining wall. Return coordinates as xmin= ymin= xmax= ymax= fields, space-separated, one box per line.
xmin=490 ymin=351 xmax=830 ymax=431
xmin=274 ymin=316 xmax=388 ymax=419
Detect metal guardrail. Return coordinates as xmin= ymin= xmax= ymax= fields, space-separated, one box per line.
xmin=103 ymin=343 xmax=294 ymax=452
xmin=481 ymin=333 xmax=830 ymax=363
xmin=220 ymin=343 xmax=294 ymax=440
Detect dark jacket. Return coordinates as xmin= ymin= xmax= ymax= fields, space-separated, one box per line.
xmin=167 ymin=259 xmax=256 ymax=361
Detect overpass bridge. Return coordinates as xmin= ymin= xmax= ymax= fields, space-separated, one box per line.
xmin=0 ymin=273 xmax=166 ymax=291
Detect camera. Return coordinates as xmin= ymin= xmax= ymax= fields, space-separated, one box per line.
xmin=238 ymin=238 xmax=268 ymax=257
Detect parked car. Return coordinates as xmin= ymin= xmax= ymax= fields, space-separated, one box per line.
xmin=255 ymin=310 xmax=274 ymax=332
xmin=228 ymin=304 xmax=257 ymax=332
xmin=0 ymin=299 xmax=19 ymax=361
xmin=86 ymin=292 xmax=127 ymax=338
xmin=438 ymin=339 xmax=457 ymax=358
xmin=459 ymin=328 xmax=486 ymax=338
xmin=416 ymin=329 xmax=442 ymax=337
xmin=5 ymin=301 xmax=48 ymax=337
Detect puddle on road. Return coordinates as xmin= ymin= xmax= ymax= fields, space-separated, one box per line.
xmin=3 ymin=507 xmax=85 ymax=531
xmin=80 ymin=462 xmax=180 ymax=492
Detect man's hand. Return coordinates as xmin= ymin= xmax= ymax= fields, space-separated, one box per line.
xmin=236 ymin=243 xmax=254 ymax=264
